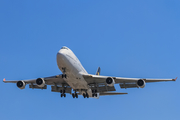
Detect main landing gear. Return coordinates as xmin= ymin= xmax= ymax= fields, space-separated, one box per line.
xmin=92 ymin=90 xmax=97 ymax=97
xmin=83 ymin=92 xmax=89 ymax=98
xmin=60 ymin=89 xmax=66 ymax=98
xmin=72 ymin=90 xmax=89 ymax=98
xmin=60 ymin=89 xmax=90 ymax=99
xmin=62 ymin=67 xmax=67 ymax=78
xmin=72 ymin=93 xmax=78 ymax=98
xmin=72 ymin=90 xmax=78 ymax=98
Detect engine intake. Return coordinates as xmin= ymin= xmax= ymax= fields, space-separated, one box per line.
xmin=17 ymin=81 xmax=26 ymax=89
xmin=137 ymin=79 xmax=146 ymax=88
xmin=36 ymin=78 xmax=45 ymax=88
xmin=106 ymin=77 xmax=115 ymax=86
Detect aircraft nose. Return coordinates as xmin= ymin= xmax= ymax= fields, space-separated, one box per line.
xmin=58 ymin=49 xmax=62 ymax=54
xmin=57 ymin=49 xmax=65 ymax=57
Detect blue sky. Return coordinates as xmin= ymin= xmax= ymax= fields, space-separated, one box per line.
xmin=0 ymin=0 xmax=180 ymax=120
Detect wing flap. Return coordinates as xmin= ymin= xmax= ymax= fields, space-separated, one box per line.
xmin=119 ymin=82 xmax=139 ymax=89
xmin=51 ymin=86 xmax=72 ymax=93
xmin=29 ymin=84 xmax=47 ymax=89
xmin=90 ymin=85 xmax=116 ymax=92
xmin=144 ymin=78 xmax=177 ymax=82
xmin=100 ymin=92 xmax=128 ymax=96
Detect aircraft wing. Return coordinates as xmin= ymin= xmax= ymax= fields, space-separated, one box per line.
xmin=3 ymin=74 xmax=67 ymax=85
xmin=3 ymin=74 xmax=72 ymax=93
xmin=83 ymin=74 xmax=177 ymax=89
xmin=3 ymin=79 xmax=36 ymax=83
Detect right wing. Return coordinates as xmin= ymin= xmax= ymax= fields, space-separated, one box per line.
xmin=3 ymin=74 xmax=66 ymax=85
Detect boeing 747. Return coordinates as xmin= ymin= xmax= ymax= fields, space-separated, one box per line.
xmin=3 ymin=46 xmax=177 ymax=98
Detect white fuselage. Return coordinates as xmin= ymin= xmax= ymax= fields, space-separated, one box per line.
xmin=56 ymin=47 xmax=92 ymax=96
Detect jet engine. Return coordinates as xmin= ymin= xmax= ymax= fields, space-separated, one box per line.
xmin=137 ymin=79 xmax=146 ymax=88
xmin=36 ymin=78 xmax=45 ymax=87
xmin=17 ymin=81 xmax=26 ymax=89
xmin=106 ymin=77 xmax=115 ymax=86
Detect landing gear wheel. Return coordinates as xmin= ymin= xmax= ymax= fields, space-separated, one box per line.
xmin=72 ymin=93 xmax=75 ymax=98
xmin=92 ymin=90 xmax=94 ymax=93
xmin=62 ymin=74 xmax=67 ymax=78
xmin=86 ymin=93 xmax=89 ymax=98
xmin=95 ymin=90 xmax=97 ymax=93
xmin=64 ymin=94 xmax=66 ymax=97
xmin=75 ymin=93 xmax=78 ymax=98
xmin=61 ymin=94 xmax=63 ymax=97
xmin=83 ymin=93 xmax=86 ymax=98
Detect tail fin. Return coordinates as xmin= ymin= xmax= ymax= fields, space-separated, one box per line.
xmin=96 ymin=67 xmax=101 ymax=75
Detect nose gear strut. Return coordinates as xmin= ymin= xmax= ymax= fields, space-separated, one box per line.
xmin=62 ymin=67 xmax=67 ymax=78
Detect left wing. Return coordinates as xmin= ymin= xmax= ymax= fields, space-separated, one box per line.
xmin=83 ymin=74 xmax=177 ymax=89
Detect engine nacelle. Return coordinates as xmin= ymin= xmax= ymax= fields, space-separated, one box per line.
xmin=106 ymin=77 xmax=115 ymax=86
xmin=17 ymin=81 xmax=26 ymax=89
xmin=137 ymin=79 xmax=146 ymax=88
xmin=36 ymin=78 xmax=45 ymax=88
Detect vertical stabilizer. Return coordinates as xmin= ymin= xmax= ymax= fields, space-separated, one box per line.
xmin=96 ymin=67 xmax=101 ymax=75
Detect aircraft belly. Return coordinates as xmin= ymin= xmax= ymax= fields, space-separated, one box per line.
xmin=57 ymin=53 xmax=89 ymax=90
xmin=66 ymin=76 xmax=89 ymax=89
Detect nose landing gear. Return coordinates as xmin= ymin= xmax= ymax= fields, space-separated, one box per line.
xmin=62 ymin=74 xmax=67 ymax=78
xmin=62 ymin=67 xmax=67 ymax=78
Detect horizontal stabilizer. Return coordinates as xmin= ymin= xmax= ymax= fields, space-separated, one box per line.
xmin=100 ymin=92 xmax=127 ymax=96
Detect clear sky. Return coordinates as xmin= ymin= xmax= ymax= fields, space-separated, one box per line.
xmin=0 ymin=0 xmax=180 ymax=120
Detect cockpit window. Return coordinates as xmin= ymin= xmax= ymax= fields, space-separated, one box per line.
xmin=61 ymin=47 xmax=68 ymax=50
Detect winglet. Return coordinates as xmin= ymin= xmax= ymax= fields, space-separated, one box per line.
xmin=174 ymin=77 xmax=178 ymax=81
xmin=3 ymin=78 xmax=5 ymax=82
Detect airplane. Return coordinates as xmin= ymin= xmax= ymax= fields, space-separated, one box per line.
xmin=3 ymin=46 xmax=177 ymax=98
